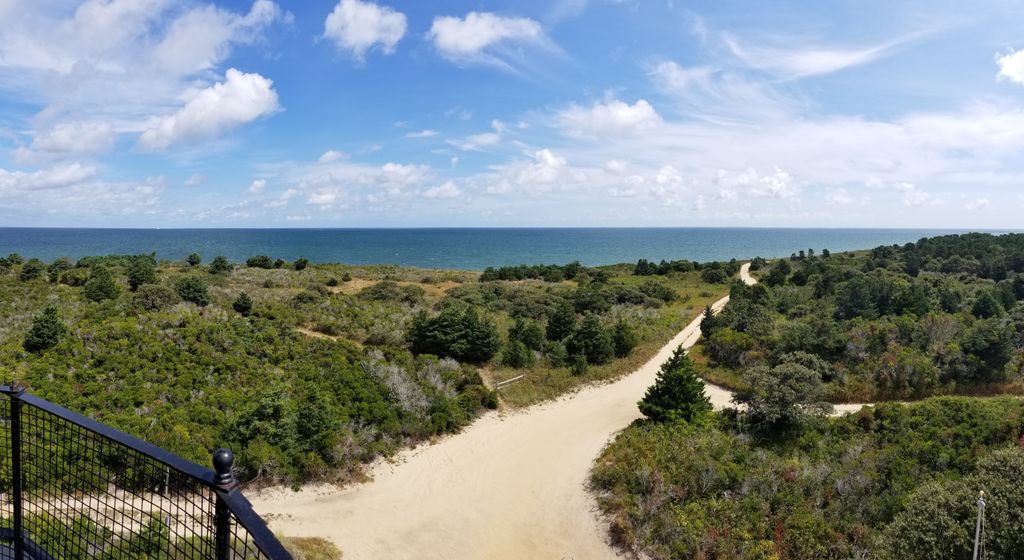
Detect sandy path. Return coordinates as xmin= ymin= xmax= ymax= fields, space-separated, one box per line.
xmin=251 ymin=264 xmax=865 ymax=558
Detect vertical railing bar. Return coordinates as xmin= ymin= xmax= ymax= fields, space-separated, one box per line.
xmin=213 ymin=448 xmax=237 ymax=560
xmin=9 ymin=385 xmax=25 ymax=560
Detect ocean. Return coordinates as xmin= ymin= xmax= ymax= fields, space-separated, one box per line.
xmin=0 ymin=228 xmax=1005 ymax=270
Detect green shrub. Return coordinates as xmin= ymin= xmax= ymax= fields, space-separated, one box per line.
xmin=294 ymin=257 xmax=309 ymax=271
xmin=209 ymin=256 xmax=231 ymax=274
xmin=566 ymin=314 xmax=614 ymax=365
xmin=47 ymin=257 xmax=72 ymax=283
xmin=175 ymin=276 xmax=210 ymax=307
xmin=19 ymin=258 xmax=46 ymax=281
xmin=501 ymin=340 xmax=535 ymax=368
xmin=246 ymin=255 xmax=273 ymax=269
xmin=407 ymin=305 xmax=501 ymax=363
xmin=127 ymin=256 xmax=158 ymax=291
xmin=612 ymin=320 xmax=639 ymax=358
xmin=83 ymin=266 xmax=119 ymax=302
xmin=132 ymin=284 xmax=180 ymax=311
xmin=186 ymin=253 xmax=202 ymax=266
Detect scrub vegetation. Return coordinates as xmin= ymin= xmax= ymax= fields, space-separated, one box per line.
xmin=0 ymin=252 xmax=730 ymax=486
xmin=594 ymin=233 xmax=1024 ymax=559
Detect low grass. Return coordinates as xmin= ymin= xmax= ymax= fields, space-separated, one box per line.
xmin=279 ymin=536 xmax=343 ymax=560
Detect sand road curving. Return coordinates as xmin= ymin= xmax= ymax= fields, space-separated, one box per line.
xmin=251 ymin=264 xmax=864 ymax=559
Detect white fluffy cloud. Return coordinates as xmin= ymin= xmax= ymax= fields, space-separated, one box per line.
xmin=428 ymin=12 xmax=548 ymax=68
xmin=0 ymin=163 xmax=97 ymax=192
xmin=423 ymin=180 xmax=462 ymax=199
xmin=486 ymin=149 xmax=569 ymax=194
xmin=13 ymin=120 xmax=117 ymax=164
xmin=138 ymin=69 xmax=280 ymax=150
xmin=318 ymin=150 xmax=347 ymax=164
xmin=558 ymin=99 xmax=662 ymax=137
xmin=185 ymin=174 xmax=206 ymax=187
xmin=0 ymin=163 xmax=160 ymax=218
xmin=996 ymin=49 xmax=1024 ymax=85
xmin=30 ymin=121 xmax=116 ymax=157
xmin=323 ymin=0 xmax=407 ymax=61
xmin=0 ymin=0 xmax=288 ymax=156
xmin=406 ymin=129 xmax=439 ymax=139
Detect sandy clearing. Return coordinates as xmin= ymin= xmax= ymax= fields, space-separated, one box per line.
xmin=250 ymin=264 xmax=868 ymax=559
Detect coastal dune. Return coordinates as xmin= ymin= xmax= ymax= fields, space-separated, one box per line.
xmin=252 ymin=264 xmax=856 ymax=559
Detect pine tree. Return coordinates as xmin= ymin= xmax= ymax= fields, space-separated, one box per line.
xmin=546 ymin=301 xmax=576 ymax=341
xmin=233 ymin=292 xmax=254 ymax=316
xmin=699 ymin=305 xmax=720 ymax=339
xmin=24 ymin=306 xmax=68 ymax=353
xmin=638 ymin=345 xmax=712 ymax=423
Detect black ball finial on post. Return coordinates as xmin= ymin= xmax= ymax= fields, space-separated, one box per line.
xmin=212 ymin=448 xmax=236 ymax=490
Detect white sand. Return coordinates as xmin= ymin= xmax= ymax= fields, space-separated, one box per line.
xmin=250 ymin=264 xmax=866 ymax=558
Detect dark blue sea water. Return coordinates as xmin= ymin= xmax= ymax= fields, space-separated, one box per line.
xmin=0 ymin=228 xmax=1006 ymax=270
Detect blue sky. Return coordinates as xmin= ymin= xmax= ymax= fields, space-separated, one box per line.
xmin=2 ymin=0 xmax=1024 ymax=228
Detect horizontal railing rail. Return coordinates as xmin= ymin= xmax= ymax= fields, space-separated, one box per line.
xmin=0 ymin=384 xmax=292 ymax=560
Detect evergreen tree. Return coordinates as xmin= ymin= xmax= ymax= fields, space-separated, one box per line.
xmin=612 ymin=320 xmax=639 ymax=357
xmin=566 ymin=313 xmax=615 ymax=365
xmin=546 ymin=301 xmax=576 ymax=341
xmin=83 ymin=266 xmax=119 ymax=302
xmin=971 ymin=291 xmax=1004 ymax=319
xmin=186 ymin=253 xmax=202 ymax=267
xmin=638 ymin=346 xmax=711 ymax=423
xmin=699 ymin=305 xmax=720 ymax=339
xmin=293 ymin=257 xmax=309 ymax=271
xmin=47 ymin=257 xmax=72 ymax=283
xmin=23 ymin=306 xmax=67 ymax=353
xmin=407 ymin=305 xmax=501 ymax=362
xmin=127 ymin=257 xmax=157 ymax=291
xmin=233 ymin=292 xmax=254 ymax=316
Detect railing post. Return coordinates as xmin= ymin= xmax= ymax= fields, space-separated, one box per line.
xmin=213 ymin=448 xmax=237 ymax=560
xmin=8 ymin=384 xmax=25 ymax=560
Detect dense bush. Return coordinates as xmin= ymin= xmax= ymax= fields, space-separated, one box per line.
xmin=208 ymin=256 xmax=231 ymax=274
xmin=175 ymin=276 xmax=210 ymax=307
xmin=127 ymin=255 xmax=158 ymax=291
xmin=566 ymin=314 xmax=614 ymax=365
xmin=83 ymin=266 xmax=119 ymax=302
xmin=593 ymin=397 xmax=1024 ymax=560
xmin=693 ymin=233 xmax=1024 ymax=402
xmin=246 ymin=255 xmax=273 ymax=269
xmin=19 ymin=258 xmax=46 ymax=281
xmin=132 ymin=284 xmax=180 ymax=311
xmin=407 ymin=305 xmax=501 ymax=363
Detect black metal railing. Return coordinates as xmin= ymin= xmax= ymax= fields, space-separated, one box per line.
xmin=0 ymin=385 xmax=292 ymax=560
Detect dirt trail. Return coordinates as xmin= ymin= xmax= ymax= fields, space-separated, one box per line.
xmin=251 ymin=264 xmax=865 ymax=558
